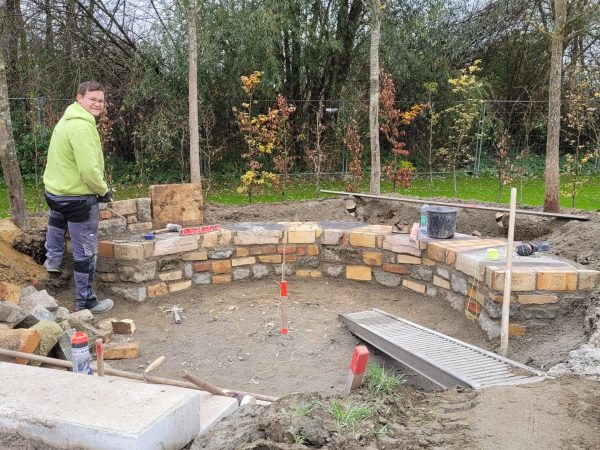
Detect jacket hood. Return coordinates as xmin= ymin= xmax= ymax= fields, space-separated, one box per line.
xmin=63 ymin=102 xmax=97 ymax=125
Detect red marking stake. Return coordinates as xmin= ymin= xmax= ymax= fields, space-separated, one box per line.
xmin=280 ymin=280 xmax=288 ymax=335
xmin=344 ymin=345 xmax=369 ymax=393
xmin=95 ymin=338 xmax=105 ymax=377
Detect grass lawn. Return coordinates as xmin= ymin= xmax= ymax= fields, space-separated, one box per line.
xmin=1 ymin=174 xmax=598 ymax=218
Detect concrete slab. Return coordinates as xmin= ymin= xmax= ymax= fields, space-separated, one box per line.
xmin=0 ymin=362 xmax=236 ymax=450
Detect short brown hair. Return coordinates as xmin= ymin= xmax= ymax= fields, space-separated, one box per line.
xmin=77 ymin=81 xmax=104 ymax=96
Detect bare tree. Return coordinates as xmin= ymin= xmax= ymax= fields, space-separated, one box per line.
xmin=0 ymin=51 xmax=28 ymax=228
xmin=369 ymin=0 xmax=382 ymax=195
xmin=187 ymin=0 xmax=201 ymax=185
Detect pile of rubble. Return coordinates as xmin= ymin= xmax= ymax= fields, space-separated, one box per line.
xmin=0 ymin=281 xmax=138 ymax=366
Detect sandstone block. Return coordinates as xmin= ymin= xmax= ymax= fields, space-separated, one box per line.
xmin=536 ymin=270 xmax=577 ymax=291
xmin=346 ymin=266 xmax=372 ymax=281
xmin=232 ymin=257 xmax=256 ymax=266
xmin=296 ymin=269 xmax=322 ymax=278
xmin=306 ymin=245 xmax=319 ymax=256
xmin=363 ymin=252 xmax=383 ymax=266
xmin=103 ymin=339 xmax=140 ymax=359
xmin=382 ymin=234 xmax=420 ymax=252
xmin=169 ymin=280 xmax=192 ymax=292
xmin=577 ymin=270 xmax=600 ymax=291
xmin=212 ymin=274 xmax=232 ymax=284
xmin=212 ymin=260 xmax=232 ymax=274
xmin=321 ymin=230 xmax=343 ymax=245
xmin=114 ymin=242 xmax=145 ymax=261
xmin=516 ymin=294 xmax=559 ymax=305
xmin=147 ymin=283 xmax=169 ymax=297
xmin=149 ymin=183 xmax=203 ymax=227
xmin=397 ymin=255 xmax=421 ymax=265
xmin=421 ymin=258 xmax=436 ymax=267
xmin=0 ymin=328 xmax=41 ymax=364
xmin=109 ymin=199 xmax=137 ymax=216
xmin=509 ymin=323 xmax=527 ymax=336
xmin=136 ymin=197 xmax=152 ymax=222
xmin=488 ymin=269 xmax=537 ymax=291
xmin=16 ymin=304 xmax=54 ymax=328
xmin=402 ymin=279 xmax=426 ymax=294
xmin=234 ymin=230 xmax=282 ymax=245
xmin=382 ymin=263 xmax=408 ymax=275
xmin=288 ymin=230 xmax=316 ymax=244
xmin=127 ymin=222 xmax=153 ymax=232
xmin=0 ymin=283 xmax=20 ymax=304
xmin=31 ymin=320 xmax=63 ymax=363
xmin=427 ymin=243 xmax=448 ymax=262
xmin=349 ymin=232 xmax=376 ymax=248
xmin=153 ymin=235 xmax=199 ymax=256
xmin=159 ymin=270 xmax=183 ymax=282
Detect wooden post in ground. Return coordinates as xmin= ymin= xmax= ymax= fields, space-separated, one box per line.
xmin=343 ymin=345 xmax=369 ymax=393
xmin=500 ymin=188 xmax=517 ymax=357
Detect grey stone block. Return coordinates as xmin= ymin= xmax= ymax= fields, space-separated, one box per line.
xmin=16 ymin=304 xmax=54 ymax=328
xmin=232 ymin=268 xmax=250 ymax=281
xmin=69 ymin=309 xmax=94 ymax=323
xmin=111 ymin=286 xmax=147 ymax=302
xmin=157 ymin=257 xmax=180 ymax=271
xmin=136 ymin=198 xmax=152 ymax=222
xmin=30 ymin=320 xmax=63 ymax=365
xmin=0 ymin=301 xmax=25 ymax=323
xmin=98 ymin=218 xmax=127 ymax=238
xmin=273 ymin=265 xmax=294 ymax=276
xmin=410 ymin=266 xmax=433 ymax=282
xmin=19 ymin=285 xmax=39 ymax=301
xmin=483 ymin=300 xmax=522 ymax=320
xmin=252 ymin=264 xmax=269 ymax=279
xmin=522 ymin=306 xmax=558 ymax=320
xmin=320 ymin=248 xmax=341 ymax=262
xmin=19 ymin=289 xmax=59 ymax=312
xmin=436 ymin=266 xmax=450 ymax=280
xmin=440 ymin=291 xmax=464 ymax=312
xmin=208 ymin=248 xmax=235 ymax=259
xmin=193 ymin=273 xmax=212 ymax=285
xmin=478 ymin=311 xmax=501 ymax=340
xmin=426 ymin=286 xmax=438 ymax=297
xmin=450 ymin=273 xmax=468 ymax=295
xmin=184 ymin=263 xmax=193 ymax=279
xmin=119 ymin=261 xmax=157 ymax=283
xmin=298 ymin=256 xmax=320 ymax=268
xmin=324 ymin=265 xmax=344 ymax=278
xmin=54 ymin=307 xmax=70 ymax=321
xmin=373 ymin=269 xmax=401 ymax=287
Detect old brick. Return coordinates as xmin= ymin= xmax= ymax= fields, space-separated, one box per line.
xmin=212 ymin=274 xmax=232 ymax=284
xmin=402 ymin=279 xmax=426 ymax=294
xmin=147 ymin=283 xmax=169 ymax=297
xmin=306 ymin=245 xmax=319 ymax=256
xmin=259 ymin=245 xmax=277 ymax=254
xmin=346 ymin=266 xmax=372 ymax=281
xmin=97 ymin=241 xmax=114 ymax=258
xmin=99 ymin=209 xmax=112 ymax=220
xmin=363 ymin=251 xmax=383 ymax=266
xmin=427 ymin=243 xmax=448 ymax=262
xmin=296 ymin=245 xmax=306 ymax=256
xmin=236 ymin=247 xmax=250 ymax=257
xmin=509 ymin=323 xmax=527 ymax=336
xmin=193 ymin=261 xmax=211 ymax=272
xmin=212 ymin=260 xmax=232 ymax=274
xmin=258 ymin=254 xmax=282 ymax=264
xmin=382 ymin=263 xmax=408 ymax=275
xmin=0 ymin=328 xmax=41 ymax=364
xmin=296 ymin=270 xmax=322 ymax=278
xmin=277 ymin=245 xmax=297 ymax=254
xmin=168 ymin=280 xmax=192 ymax=292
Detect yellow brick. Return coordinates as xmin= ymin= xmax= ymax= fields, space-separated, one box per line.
xmin=306 ymin=244 xmax=320 ymax=256
xmin=258 ymin=254 xmax=282 ymax=264
xmin=516 ymin=294 xmax=559 ymax=305
xmin=296 ymin=269 xmax=322 ymax=278
xmin=421 ymin=258 xmax=436 ymax=266
xmin=362 ymin=251 xmax=383 ymax=266
xmin=147 ymin=283 xmax=169 ymax=297
xmin=489 ymin=270 xmax=536 ymax=291
xmin=397 ymin=255 xmax=421 ymax=265
xmin=232 ymin=257 xmax=256 ymax=266
xmin=288 ymin=230 xmax=316 ymax=244
xmin=509 ymin=323 xmax=527 ymax=336
xmin=536 ymin=270 xmax=577 ymax=291
xmin=578 ymin=270 xmax=600 ymax=291
xmin=159 ymin=270 xmax=183 ymax=281
xmin=433 ymin=276 xmax=450 ymax=290
xmin=446 ymin=250 xmax=457 ymax=265
xmin=213 ymin=274 xmax=232 ymax=284
xmin=168 ymin=280 xmax=192 ymax=292
xmin=346 ymin=266 xmax=372 ymax=281
xmin=349 ymin=232 xmax=377 ymax=248
xmin=402 ymin=279 xmax=426 ymax=294
xmin=182 ymin=250 xmax=208 ymax=261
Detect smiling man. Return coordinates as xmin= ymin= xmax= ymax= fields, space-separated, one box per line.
xmin=43 ymin=81 xmax=114 ymax=314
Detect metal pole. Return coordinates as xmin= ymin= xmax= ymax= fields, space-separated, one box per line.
xmin=319 ymin=189 xmax=589 ymax=221
xmin=500 ymin=187 xmax=517 ymax=357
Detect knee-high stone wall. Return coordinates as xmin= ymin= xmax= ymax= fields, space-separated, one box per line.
xmin=88 ymin=200 xmax=600 ymax=340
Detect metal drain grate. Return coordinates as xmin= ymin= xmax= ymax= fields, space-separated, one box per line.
xmin=340 ymin=309 xmax=546 ymax=389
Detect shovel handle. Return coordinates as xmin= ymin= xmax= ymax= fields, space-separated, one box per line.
xmin=145 ymin=355 xmax=166 ymax=374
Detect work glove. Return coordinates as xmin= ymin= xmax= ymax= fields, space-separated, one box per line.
xmin=97 ymin=191 xmax=112 ymax=204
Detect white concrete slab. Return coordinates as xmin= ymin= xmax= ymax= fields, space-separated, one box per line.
xmin=0 ymin=362 xmax=235 ymax=449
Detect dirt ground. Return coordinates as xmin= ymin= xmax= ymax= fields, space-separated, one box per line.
xmin=1 ymin=196 xmax=599 ymax=449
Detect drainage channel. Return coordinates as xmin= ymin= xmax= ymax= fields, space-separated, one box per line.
xmin=339 ymin=309 xmax=547 ymax=389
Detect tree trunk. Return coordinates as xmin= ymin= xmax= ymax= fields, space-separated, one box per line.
xmin=544 ymin=0 xmax=566 ymax=213
xmin=188 ymin=0 xmax=201 ymax=185
xmin=368 ymin=0 xmax=381 ymax=195
xmin=0 ymin=53 xmax=28 ymax=228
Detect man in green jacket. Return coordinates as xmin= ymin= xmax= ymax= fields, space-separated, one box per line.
xmin=43 ymin=81 xmax=114 ymax=314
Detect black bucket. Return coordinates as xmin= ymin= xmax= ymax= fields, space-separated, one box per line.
xmin=427 ymin=206 xmax=458 ymax=239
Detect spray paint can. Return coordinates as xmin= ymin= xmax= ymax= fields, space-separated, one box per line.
xmin=71 ymin=331 xmax=93 ymax=375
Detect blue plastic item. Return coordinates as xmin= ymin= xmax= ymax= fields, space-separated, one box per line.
xmin=420 ymin=204 xmax=430 ymax=236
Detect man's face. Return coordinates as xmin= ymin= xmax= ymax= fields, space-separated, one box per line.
xmin=76 ymin=90 xmax=105 ymax=117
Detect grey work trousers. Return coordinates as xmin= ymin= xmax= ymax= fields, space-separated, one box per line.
xmin=45 ymin=192 xmax=100 ymax=311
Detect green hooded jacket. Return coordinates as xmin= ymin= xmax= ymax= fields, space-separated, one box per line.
xmin=43 ymin=102 xmax=109 ymax=196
